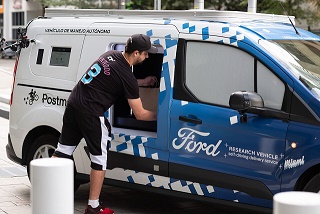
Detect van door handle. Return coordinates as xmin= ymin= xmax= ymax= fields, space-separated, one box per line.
xmin=179 ymin=116 xmax=202 ymax=124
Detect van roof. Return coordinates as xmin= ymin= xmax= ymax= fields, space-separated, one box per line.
xmin=42 ymin=9 xmax=319 ymax=41
xmin=45 ymin=8 xmax=294 ymax=24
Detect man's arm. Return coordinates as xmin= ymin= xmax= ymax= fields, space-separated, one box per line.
xmin=128 ymin=98 xmax=157 ymax=121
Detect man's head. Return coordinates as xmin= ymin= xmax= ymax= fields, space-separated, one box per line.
xmin=125 ymin=34 xmax=157 ymax=54
xmin=124 ymin=34 xmax=157 ymax=65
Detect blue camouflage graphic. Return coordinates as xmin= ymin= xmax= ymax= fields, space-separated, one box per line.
xmin=107 ymin=18 xmax=320 ymax=209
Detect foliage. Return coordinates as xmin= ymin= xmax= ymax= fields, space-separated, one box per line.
xmin=161 ymin=0 xmax=193 ymax=10
xmin=126 ymin=0 xmax=152 ymax=9
xmin=126 ymin=0 xmax=193 ymax=10
xmin=33 ymin=0 xmax=102 ymax=9
xmin=34 ymin=0 xmax=320 ymax=26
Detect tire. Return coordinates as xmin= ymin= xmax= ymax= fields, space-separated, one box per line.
xmin=303 ymin=173 xmax=320 ymax=193
xmin=26 ymin=134 xmax=80 ymax=191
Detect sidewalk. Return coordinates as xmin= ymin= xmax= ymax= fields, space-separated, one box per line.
xmin=0 ymin=117 xmax=87 ymax=214
xmin=0 ymin=59 xmax=31 ymax=213
xmin=0 ymin=117 xmax=31 ymax=214
xmin=0 ymin=60 xmax=12 ymax=117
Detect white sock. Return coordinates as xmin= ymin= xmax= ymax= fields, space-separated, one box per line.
xmin=88 ymin=199 xmax=99 ymax=208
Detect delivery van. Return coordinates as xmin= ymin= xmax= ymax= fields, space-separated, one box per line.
xmin=6 ymin=8 xmax=320 ymax=212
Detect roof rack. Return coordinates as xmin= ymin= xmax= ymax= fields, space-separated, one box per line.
xmin=44 ymin=8 xmax=295 ymax=25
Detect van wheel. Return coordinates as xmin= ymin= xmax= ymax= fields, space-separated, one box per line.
xmin=303 ymin=173 xmax=320 ymax=193
xmin=26 ymin=134 xmax=81 ymax=192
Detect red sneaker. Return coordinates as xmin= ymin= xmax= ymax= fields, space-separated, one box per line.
xmin=84 ymin=202 xmax=114 ymax=214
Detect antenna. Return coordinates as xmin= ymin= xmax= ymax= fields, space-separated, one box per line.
xmin=279 ymin=1 xmax=300 ymax=36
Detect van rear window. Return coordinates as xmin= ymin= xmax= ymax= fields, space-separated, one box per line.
xmin=49 ymin=47 xmax=71 ymax=67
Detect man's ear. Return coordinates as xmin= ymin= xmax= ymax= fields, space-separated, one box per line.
xmin=133 ymin=50 xmax=139 ymax=56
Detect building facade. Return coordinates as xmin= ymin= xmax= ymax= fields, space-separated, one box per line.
xmin=0 ymin=0 xmax=3 ymax=37
xmin=3 ymin=0 xmax=42 ymax=40
xmin=1 ymin=0 xmax=129 ymax=40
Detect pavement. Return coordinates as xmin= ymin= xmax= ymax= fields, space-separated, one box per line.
xmin=0 ymin=59 xmax=89 ymax=214
xmin=0 ymin=116 xmax=31 ymax=214
xmin=0 ymin=58 xmax=11 ymax=119
xmin=0 ymin=59 xmax=32 ymax=213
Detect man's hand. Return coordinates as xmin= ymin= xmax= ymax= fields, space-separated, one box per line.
xmin=138 ymin=76 xmax=157 ymax=87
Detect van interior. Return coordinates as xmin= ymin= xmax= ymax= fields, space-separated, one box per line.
xmin=112 ymin=45 xmax=163 ymax=132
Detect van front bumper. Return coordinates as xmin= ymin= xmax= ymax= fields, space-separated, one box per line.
xmin=6 ymin=134 xmax=22 ymax=165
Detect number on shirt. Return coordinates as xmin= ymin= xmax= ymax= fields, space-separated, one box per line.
xmin=81 ymin=63 xmax=101 ymax=84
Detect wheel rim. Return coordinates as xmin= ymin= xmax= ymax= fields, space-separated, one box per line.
xmin=33 ymin=144 xmax=56 ymax=159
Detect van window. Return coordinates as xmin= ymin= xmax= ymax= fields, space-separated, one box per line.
xmin=257 ymin=61 xmax=285 ymax=110
xmin=49 ymin=47 xmax=71 ymax=67
xmin=261 ymin=40 xmax=320 ymax=99
xmin=177 ymin=40 xmax=286 ymax=111
xmin=185 ymin=42 xmax=254 ymax=106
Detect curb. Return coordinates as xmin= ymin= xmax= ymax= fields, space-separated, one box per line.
xmin=0 ymin=95 xmax=9 ymax=120
xmin=0 ymin=96 xmax=10 ymax=105
xmin=0 ymin=108 xmax=9 ymax=119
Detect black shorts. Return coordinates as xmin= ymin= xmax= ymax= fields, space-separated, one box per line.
xmin=54 ymin=105 xmax=111 ymax=170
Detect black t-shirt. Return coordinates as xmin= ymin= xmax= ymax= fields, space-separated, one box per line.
xmin=68 ymin=50 xmax=139 ymax=116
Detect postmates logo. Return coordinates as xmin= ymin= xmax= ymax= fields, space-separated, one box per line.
xmin=24 ymin=89 xmax=66 ymax=107
xmin=23 ymin=89 xmax=39 ymax=105
xmin=42 ymin=93 xmax=67 ymax=107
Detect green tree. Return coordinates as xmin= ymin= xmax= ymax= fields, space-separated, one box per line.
xmin=33 ymin=0 xmax=102 ymax=15
xmin=126 ymin=0 xmax=152 ymax=9
xmin=162 ymin=0 xmax=193 ymax=10
xmin=35 ymin=0 xmax=319 ymax=28
xmin=126 ymin=0 xmax=193 ymax=10
xmin=33 ymin=0 xmax=63 ymax=15
xmin=305 ymin=0 xmax=320 ymax=26
xmin=207 ymin=0 xmax=318 ymax=27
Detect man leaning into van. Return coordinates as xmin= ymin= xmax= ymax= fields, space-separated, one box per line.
xmin=52 ymin=34 xmax=157 ymax=214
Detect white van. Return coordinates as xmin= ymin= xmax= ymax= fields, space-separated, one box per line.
xmin=6 ymin=8 xmax=320 ymax=212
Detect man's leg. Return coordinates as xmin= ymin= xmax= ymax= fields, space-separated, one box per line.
xmin=85 ymin=116 xmax=110 ymax=201
xmin=89 ymin=169 xmax=106 ymax=200
xmin=53 ymin=106 xmax=81 ymax=158
xmin=83 ymin=116 xmax=114 ymax=213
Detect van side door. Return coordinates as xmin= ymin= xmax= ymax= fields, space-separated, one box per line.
xmin=169 ymin=38 xmax=293 ymax=204
xmin=76 ymin=23 xmax=179 ymax=179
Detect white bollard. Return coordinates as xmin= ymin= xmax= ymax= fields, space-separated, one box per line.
xmin=194 ymin=0 xmax=204 ymax=10
xmin=247 ymin=0 xmax=257 ymax=13
xmin=31 ymin=158 xmax=74 ymax=214
xmin=273 ymin=191 xmax=320 ymax=214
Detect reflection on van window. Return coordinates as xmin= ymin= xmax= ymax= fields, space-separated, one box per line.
xmin=185 ymin=42 xmax=254 ymax=106
xmin=114 ymin=44 xmax=125 ymax=51
xmin=262 ymin=40 xmax=320 ymax=99
xmin=49 ymin=47 xmax=71 ymax=67
xmin=185 ymin=41 xmax=286 ymax=110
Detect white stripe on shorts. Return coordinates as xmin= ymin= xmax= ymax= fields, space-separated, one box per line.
xmin=56 ymin=143 xmax=76 ymax=156
xmin=89 ymin=116 xmax=111 ymax=170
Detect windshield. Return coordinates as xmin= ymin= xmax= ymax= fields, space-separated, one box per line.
xmin=259 ymin=40 xmax=320 ymax=99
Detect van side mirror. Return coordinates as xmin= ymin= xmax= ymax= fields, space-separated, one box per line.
xmin=229 ymin=91 xmax=264 ymax=123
